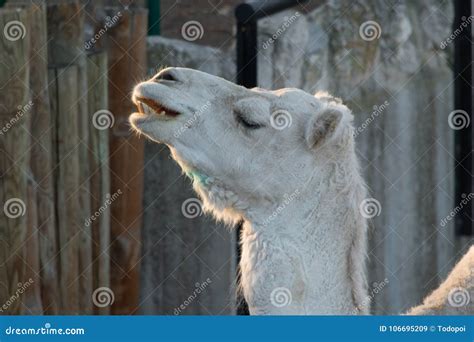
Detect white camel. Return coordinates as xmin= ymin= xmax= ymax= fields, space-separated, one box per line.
xmin=129 ymin=67 xmax=473 ymax=315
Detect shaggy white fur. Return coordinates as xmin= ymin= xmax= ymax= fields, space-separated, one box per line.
xmin=130 ymin=67 xmax=472 ymax=315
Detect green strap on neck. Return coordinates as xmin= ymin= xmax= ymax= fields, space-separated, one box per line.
xmin=186 ymin=170 xmax=209 ymax=185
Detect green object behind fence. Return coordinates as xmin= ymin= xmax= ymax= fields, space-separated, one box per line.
xmin=148 ymin=0 xmax=160 ymax=35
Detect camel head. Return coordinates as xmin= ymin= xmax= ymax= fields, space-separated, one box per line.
xmin=130 ymin=67 xmax=355 ymax=224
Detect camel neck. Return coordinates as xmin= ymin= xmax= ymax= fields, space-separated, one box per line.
xmin=240 ymin=173 xmax=368 ymax=314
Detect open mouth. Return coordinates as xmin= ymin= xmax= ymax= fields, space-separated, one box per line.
xmin=135 ymin=97 xmax=179 ymax=117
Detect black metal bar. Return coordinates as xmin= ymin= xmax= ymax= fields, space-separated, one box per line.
xmin=235 ymin=0 xmax=307 ymax=23
xmin=235 ymin=0 xmax=309 ymax=88
xmin=234 ymin=0 xmax=309 ymax=316
xmin=453 ymin=0 xmax=472 ymax=236
xmin=236 ymin=19 xmax=258 ymax=87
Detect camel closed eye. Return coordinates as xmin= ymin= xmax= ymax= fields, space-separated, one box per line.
xmin=235 ymin=111 xmax=264 ymax=130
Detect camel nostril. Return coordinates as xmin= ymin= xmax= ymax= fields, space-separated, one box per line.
xmin=154 ymin=71 xmax=177 ymax=82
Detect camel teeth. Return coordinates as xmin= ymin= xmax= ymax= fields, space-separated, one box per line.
xmin=142 ymin=103 xmax=153 ymax=115
xmin=137 ymin=100 xmax=171 ymax=117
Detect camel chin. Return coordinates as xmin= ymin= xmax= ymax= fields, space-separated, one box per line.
xmin=129 ymin=67 xmax=473 ymax=315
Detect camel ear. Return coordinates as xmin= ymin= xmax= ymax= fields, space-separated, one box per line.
xmin=305 ymin=106 xmax=344 ymax=149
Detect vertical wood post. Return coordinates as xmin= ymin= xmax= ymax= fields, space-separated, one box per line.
xmin=48 ymin=65 xmax=81 ymax=314
xmin=7 ymin=0 xmax=60 ymax=314
xmin=105 ymin=7 xmax=147 ymax=314
xmin=47 ymin=0 xmax=93 ymax=313
xmin=87 ymin=51 xmax=111 ymax=315
xmin=0 ymin=7 xmax=30 ymax=315
xmin=23 ymin=178 xmax=43 ymax=314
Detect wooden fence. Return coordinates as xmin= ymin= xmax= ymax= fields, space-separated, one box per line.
xmin=0 ymin=0 xmax=147 ymax=314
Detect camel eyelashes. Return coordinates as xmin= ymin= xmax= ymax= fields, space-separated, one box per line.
xmin=235 ymin=112 xmax=264 ymax=130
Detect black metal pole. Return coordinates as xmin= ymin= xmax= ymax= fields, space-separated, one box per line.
xmin=236 ymin=19 xmax=258 ymax=88
xmin=453 ymin=0 xmax=472 ymax=236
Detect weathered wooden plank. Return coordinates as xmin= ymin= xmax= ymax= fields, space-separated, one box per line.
xmin=46 ymin=0 xmax=84 ymax=65
xmin=0 ymin=9 xmax=29 ymax=113
xmin=7 ymin=0 xmax=60 ymax=314
xmin=22 ymin=178 xmax=43 ymax=314
xmin=105 ymin=7 xmax=147 ymax=314
xmin=48 ymin=66 xmax=81 ymax=314
xmin=86 ymin=51 xmax=111 ymax=315
xmin=47 ymin=0 xmax=93 ymax=314
xmin=0 ymin=7 xmax=30 ymax=315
